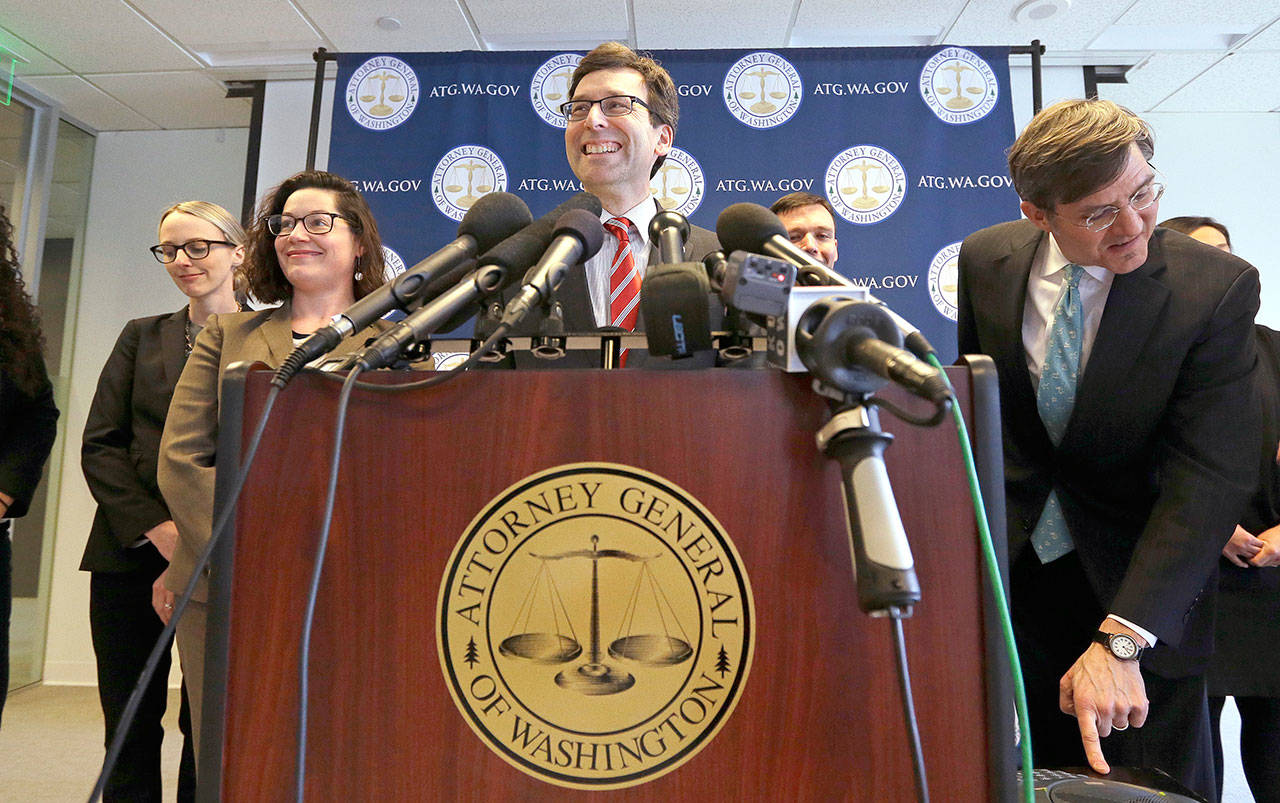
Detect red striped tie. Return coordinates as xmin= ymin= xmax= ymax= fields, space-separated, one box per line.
xmin=603 ymin=217 xmax=640 ymax=364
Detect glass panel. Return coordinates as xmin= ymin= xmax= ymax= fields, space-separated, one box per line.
xmin=0 ymin=97 xmax=32 ymax=253
xmin=8 ymin=117 xmax=94 ymax=693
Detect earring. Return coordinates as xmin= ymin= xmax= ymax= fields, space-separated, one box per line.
xmin=353 ymin=254 xmax=363 ymax=281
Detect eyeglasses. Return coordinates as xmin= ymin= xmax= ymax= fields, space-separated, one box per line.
xmin=150 ymin=239 xmax=234 ymax=264
xmin=265 ymin=212 xmax=352 ymax=236
xmin=559 ymin=94 xmax=651 ymax=122
xmin=1071 ymin=180 xmax=1166 ymax=233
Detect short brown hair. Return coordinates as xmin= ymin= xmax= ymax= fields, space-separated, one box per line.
xmin=244 ymin=171 xmax=385 ymax=305
xmin=1008 ymin=99 xmax=1154 ymax=211
xmin=770 ymin=192 xmax=836 ymax=221
xmin=570 ymin=42 xmax=678 ymax=176
xmin=1159 ymin=215 xmax=1231 ymax=251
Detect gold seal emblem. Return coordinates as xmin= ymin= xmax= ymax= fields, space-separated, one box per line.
xmin=437 ymin=463 xmax=754 ymax=789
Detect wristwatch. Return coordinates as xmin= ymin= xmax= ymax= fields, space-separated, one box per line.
xmin=1093 ymin=630 xmax=1145 ymax=661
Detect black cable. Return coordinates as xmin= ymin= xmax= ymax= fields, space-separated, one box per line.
xmin=294 ymin=364 xmax=362 ymax=802
xmin=291 ymin=325 xmax=510 ymax=798
xmin=89 ymin=385 xmax=282 ymax=803
xmin=890 ymin=610 xmax=930 ymax=803
xmin=312 ymin=321 xmax=513 ymax=393
xmin=866 ymin=394 xmax=952 ymax=428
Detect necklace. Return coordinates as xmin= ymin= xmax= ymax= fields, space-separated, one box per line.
xmin=185 ymin=304 xmax=243 ymax=356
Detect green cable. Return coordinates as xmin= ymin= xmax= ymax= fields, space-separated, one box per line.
xmin=927 ymin=353 xmax=1035 ymax=803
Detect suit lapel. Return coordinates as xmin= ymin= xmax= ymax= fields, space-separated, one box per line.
xmin=159 ymin=308 xmax=188 ymax=389
xmin=253 ymin=303 xmax=295 ymax=364
xmin=1068 ymin=246 xmax=1168 ymax=439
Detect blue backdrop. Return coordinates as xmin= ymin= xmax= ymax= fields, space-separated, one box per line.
xmin=327 ymin=46 xmax=1020 ymax=362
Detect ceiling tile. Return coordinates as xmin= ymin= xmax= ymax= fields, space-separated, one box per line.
xmin=0 ymin=25 xmax=68 ymax=76
xmin=18 ymin=74 xmax=159 ymax=131
xmin=945 ymin=0 xmax=1125 ymax=50
xmin=634 ymin=0 xmax=791 ymax=49
xmin=0 ymin=0 xmax=201 ymax=73
xmin=1237 ymin=18 xmax=1280 ymax=51
xmin=1153 ymin=52 xmax=1280 ymax=111
xmin=791 ymin=0 xmax=961 ymax=45
xmin=1097 ymin=52 xmax=1222 ymax=112
xmin=1116 ymin=0 xmax=1277 ymax=27
xmin=87 ymin=72 xmax=251 ymax=129
xmin=302 ymin=0 xmax=479 ymax=52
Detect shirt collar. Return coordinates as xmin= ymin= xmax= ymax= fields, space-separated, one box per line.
xmin=1045 ymin=233 xmax=1110 ymax=284
xmin=602 ymin=196 xmax=658 ymax=248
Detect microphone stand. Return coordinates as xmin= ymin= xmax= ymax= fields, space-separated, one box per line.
xmin=811 ymin=387 xmax=930 ymax=803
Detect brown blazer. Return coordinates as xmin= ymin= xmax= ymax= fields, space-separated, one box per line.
xmin=158 ymin=302 xmax=388 ymax=601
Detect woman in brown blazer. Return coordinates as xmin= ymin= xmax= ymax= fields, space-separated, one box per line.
xmin=158 ymin=171 xmax=391 ymax=771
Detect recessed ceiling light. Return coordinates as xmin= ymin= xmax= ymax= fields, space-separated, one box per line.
xmin=1011 ymin=0 xmax=1070 ymax=23
xmin=376 ymin=16 xmax=402 ymax=32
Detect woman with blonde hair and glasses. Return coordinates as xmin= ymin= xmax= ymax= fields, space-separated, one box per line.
xmin=158 ymin=171 xmax=390 ymax=770
xmin=80 ymin=200 xmax=244 ymax=799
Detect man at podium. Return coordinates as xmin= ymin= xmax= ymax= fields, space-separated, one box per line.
xmin=554 ymin=42 xmax=719 ymax=335
xmin=956 ymin=99 xmax=1260 ymax=800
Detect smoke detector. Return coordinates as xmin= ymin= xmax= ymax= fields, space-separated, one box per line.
xmin=1012 ymin=0 xmax=1071 ymax=23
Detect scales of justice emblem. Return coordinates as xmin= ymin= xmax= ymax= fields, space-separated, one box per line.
xmin=346 ymin=57 xmax=419 ymax=130
xmin=437 ymin=464 xmax=754 ymax=789
xmin=827 ymin=145 xmax=907 ymax=225
xmin=500 ymin=534 xmax=693 ymax=696
xmin=919 ymin=47 xmax=998 ymax=124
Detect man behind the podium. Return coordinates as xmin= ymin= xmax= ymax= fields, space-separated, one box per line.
xmin=555 ymin=42 xmax=718 ymax=333
xmin=956 ymin=99 xmax=1260 ymax=799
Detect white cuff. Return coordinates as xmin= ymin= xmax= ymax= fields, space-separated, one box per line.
xmin=1106 ymin=614 xmax=1157 ymax=648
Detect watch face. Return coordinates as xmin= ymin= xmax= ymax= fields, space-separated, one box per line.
xmin=1109 ymin=634 xmax=1139 ymax=660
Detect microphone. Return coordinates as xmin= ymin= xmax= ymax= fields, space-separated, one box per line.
xmin=271 ymin=192 xmax=533 ymax=388
xmin=640 ymin=210 xmax=713 ymax=359
xmin=500 ymin=209 xmax=605 ymax=328
xmin=354 ymin=193 xmax=603 ymax=370
xmin=716 ymin=202 xmax=936 ymax=357
xmin=795 ymin=298 xmax=950 ymax=404
xmin=651 ymin=209 xmax=689 ymax=264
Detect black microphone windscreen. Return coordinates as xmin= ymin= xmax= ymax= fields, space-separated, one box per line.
xmin=716 ymin=203 xmax=788 ymax=255
xmin=456 ymin=192 xmax=533 ymax=252
xmin=479 ymin=191 xmax=601 ymax=273
xmin=554 ymin=208 xmax=605 ymax=261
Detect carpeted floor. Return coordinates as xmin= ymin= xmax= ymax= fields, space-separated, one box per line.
xmin=0 ymin=684 xmax=183 ymax=802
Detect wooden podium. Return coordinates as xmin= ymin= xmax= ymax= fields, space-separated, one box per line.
xmin=200 ymin=361 xmax=1013 ymax=801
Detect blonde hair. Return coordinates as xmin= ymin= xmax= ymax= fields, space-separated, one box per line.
xmin=159 ymin=200 xmax=248 ymax=302
xmin=1008 ymin=99 xmax=1154 ymax=211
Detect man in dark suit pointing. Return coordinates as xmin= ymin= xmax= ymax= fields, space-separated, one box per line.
xmin=957 ymin=99 xmax=1260 ymax=799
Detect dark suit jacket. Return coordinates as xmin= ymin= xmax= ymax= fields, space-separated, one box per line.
xmin=80 ymin=310 xmax=187 ymax=574
xmin=0 ymin=355 xmax=58 ymax=519
xmin=158 ymin=302 xmax=389 ymax=601
xmin=957 ymin=221 xmax=1260 ymax=675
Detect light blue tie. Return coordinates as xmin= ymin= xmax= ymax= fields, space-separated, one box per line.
xmin=1031 ymin=263 xmax=1084 ymax=563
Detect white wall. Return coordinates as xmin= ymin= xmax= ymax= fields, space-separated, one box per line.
xmin=1146 ymin=113 xmax=1280 ymax=324
xmin=256 ymin=78 xmax=335 ymax=201
xmin=43 ymin=128 xmax=248 ymax=684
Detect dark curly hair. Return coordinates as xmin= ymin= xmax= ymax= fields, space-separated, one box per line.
xmin=243 ymin=170 xmax=385 ymax=304
xmin=0 ymin=205 xmax=47 ymax=397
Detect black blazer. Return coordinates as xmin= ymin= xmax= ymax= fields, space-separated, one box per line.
xmin=0 ymin=354 xmax=58 ymax=519
xmin=79 ymin=309 xmax=187 ymax=574
xmin=957 ymin=221 xmax=1260 ymax=675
